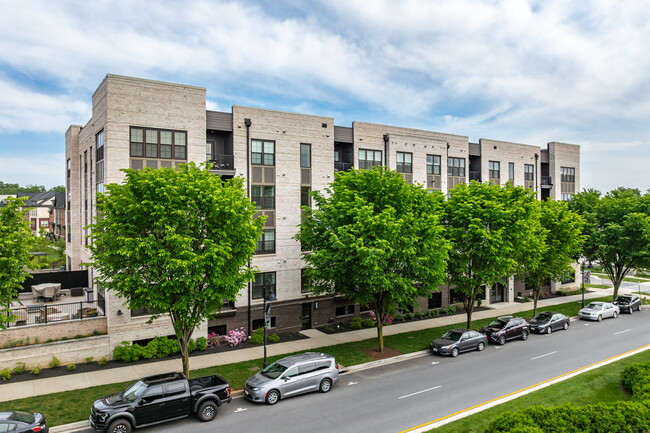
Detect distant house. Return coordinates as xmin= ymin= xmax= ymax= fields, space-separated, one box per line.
xmin=21 ymin=192 xmax=66 ymax=239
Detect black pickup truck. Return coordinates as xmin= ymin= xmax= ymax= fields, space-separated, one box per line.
xmin=89 ymin=372 xmax=231 ymax=433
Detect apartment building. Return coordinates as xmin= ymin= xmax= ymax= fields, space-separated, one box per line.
xmin=65 ymin=75 xmax=580 ymax=349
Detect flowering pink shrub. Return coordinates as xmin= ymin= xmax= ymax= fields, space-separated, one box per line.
xmin=368 ymin=311 xmax=393 ymax=326
xmin=207 ymin=332 xmax=221 ymax=348
xmin=223 ymin=327 xmax=247 ymax=347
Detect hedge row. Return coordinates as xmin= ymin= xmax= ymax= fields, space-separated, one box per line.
xmin=485 ymin=361 xmax=650 ymax=433
xmin=112 ymin=336 xmax=208 ymax=362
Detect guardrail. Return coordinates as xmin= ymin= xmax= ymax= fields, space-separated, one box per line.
xmin=6 ymin=300 xmax=105 ymax=328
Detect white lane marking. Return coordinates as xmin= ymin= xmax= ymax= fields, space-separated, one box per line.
xmin=584 ymin=323 xmax=590 ymax=326
xmin=614 ymin=329 xmax=632 ymax=335
xmin=234 ymin=408 xmax=248 ymax=413
xmin=495 ymin=346 xmax=501 ymax=349
xmin=431 ymin=361 xmax=439 ymax=365
xmin=347 ymin=381 xmax=358 ymax=386
xmin=398 ymin=385 xmax=442 ymax=400
xmin=531 ymin=351 xmax=557 ymax=360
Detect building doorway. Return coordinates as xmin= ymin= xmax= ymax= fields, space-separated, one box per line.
xmin=490 ymin=283 xmax=506 ymax=303
xmin=301 ymin=303 xmax=312 ymax=330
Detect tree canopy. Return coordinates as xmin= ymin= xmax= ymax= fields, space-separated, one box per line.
xmin=569 ymin=188 xmax=650 ymax=300
xmin=296 ymin=167 xmax=448 ymax=351
xmin=88 ymin=163 xmax=264 ymax=376
xmin=445 ymin=181 xmax=543 ymax=328
xmin=0 ymin=197 xmax=33 ymax=328
xmin=0 ymin=182 xmax=64 ymax=194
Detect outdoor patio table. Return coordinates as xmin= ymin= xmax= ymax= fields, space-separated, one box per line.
xmin=31 ymin=283 xmax=61 ymax=301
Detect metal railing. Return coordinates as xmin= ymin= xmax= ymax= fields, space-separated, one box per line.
xmin=469 ymin=171 xmax=481 ymax=181
xmin=541 ymin=176 xmax=552 ymax=185
xmin=334 ymin=162 xmax=353 ymax=172
xmin=207 ymin=154 xmax=235 ymax=170
xmin=6 ymin=300 xmax=105 ymax=328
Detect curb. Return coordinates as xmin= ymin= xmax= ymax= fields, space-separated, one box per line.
xmin=341 ymin=350 xmax=430 ymax=374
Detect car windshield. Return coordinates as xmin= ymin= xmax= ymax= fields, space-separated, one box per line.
xmin=615 ymin=297 xmax=631 ymax=305
xmin=262 ymin=361 xmax=288 ymax=379
xmin=123 ymin=381 xmax=148 ymax=402
xmin=13 ymin=412 xmax=35 ymax=424
xmin=441 ymin=331 xmax=463 ymax=341
xmin=534 ymin=314 xmax=552 ymax=322
xmin=488 ymin=320 xmax=507 ymax=329
xmin=586 ymin=303 xmax=602 ymax=310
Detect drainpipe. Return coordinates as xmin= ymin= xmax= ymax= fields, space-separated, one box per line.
xmin=245 ymin=118 xmax=252 ymax=338
xmin=534 ymin=153 xmax=539 ymax=198
xmin=383 ymin=134 xmax=389 ymax=168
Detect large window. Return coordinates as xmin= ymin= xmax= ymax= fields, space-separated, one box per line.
xmin=300 ymin=143 xmax=311 ymax=168
xmin=252 ymin=139 xmax=275 ymax=166
xmin=251 ymin=185 xmax=275 ymax=209
xmin=561 ymin=167 xmax=575 ymax=183
xmin=335 ymin=305 xmax=354 ymax=316
xmin=256 ymin=229 xmax=275 ymax=254
xmin=252 ymin=272 xmax=276 ymax=300
xmin=301 ymin=269 xmax=310 ymax=293
xmin=447 ymin=157 xmax=466 ymax=177
xmin=130 ymin=127 xmax=187 ymax=160
xmin=489 ymin=161 xmax=500 ymax=180
xmin=96 ymin=130 xmax=104 ymax=162
xmin=301 ymin=186 xmax=311 ymax=207
xmin=358 ymin=149 xmax=382 ymax=170
xmin=524 ymin=164 xmax=534 ymax=181
xmin=508 ymin=162 xmax=515 ymax=181
xmin=396 ymin=152 xmax=412 ymax=173
xmin=427 ymin=155 xmax=441 ymax=175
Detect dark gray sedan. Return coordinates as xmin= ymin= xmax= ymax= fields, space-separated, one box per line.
xmin=529 ymin=312 xmax=570 ymax=334
xmin=430 ymin=329 xmax=487 ymax=358
xmin=0 ymin=411 xmax=48 ymax=432
xmin=613 ymin=294 xmax=642 ymax=314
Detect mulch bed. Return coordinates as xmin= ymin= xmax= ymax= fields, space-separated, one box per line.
xmin=1 ymin=331 xmax=307 ymax=385
xmin=362 ymin=346 xmax=403 ymax=361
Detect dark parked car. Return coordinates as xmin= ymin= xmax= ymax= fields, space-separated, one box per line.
xmin=90 ymin=372 xmax=231 ymax=433
xmin=480 ymin=316 xmax=530 ymax=345
xmin=528 ymin=312 xmax=570 ymax=334
xmin=613 ymin=294 xmax=642 ymax=314
xmin=0 ymin=411 xmax=48 ymax=433
xmin=430 ymin=329 xmax=487 ymax=357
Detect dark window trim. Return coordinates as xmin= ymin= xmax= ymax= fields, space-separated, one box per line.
xmin=129 ymin=127 xmax=187 ymax=161
xmin=396 ymin=151 xmax=413 ymax=173
xmin=447 ymin=157 xmax=466 ymax=177
xmin=251 ymin=185 xmax=275 ymax=210
xmin=358 ymin=149 xmax=382 ymax=170
xmin=255 ymin=229 xmax=276 ymax=255
xmin=251 ymin=139 xmax=276 ymax=166
xmin=252 ymin=271 xmax=276 ymax=300
xmin=300 ymin=143 xmax=311 ymax=168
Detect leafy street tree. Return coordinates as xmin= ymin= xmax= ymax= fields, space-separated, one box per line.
xmin=525 ymin=199 xmax=585 ymax=317
xmin=445 ymin=182 xmax=544 ymax=329
xmin=0 ymin=197 xmax=33 ymax=329
xmin=570 ymin=188 xmax=650 ymax=300
xmin=296 ymin=167 xmax=448 ymax=352
xmin=88 ymin=163 xmax=264 ymax=376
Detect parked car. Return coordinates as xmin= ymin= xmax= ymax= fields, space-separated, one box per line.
xmin=578 ymin=302 xmax=619 ymax=321
xmin=90 ymin=372 xmax=231 ymax=433
xmin=613 ymin=294 xmax=642 ymax=314
xmin=430 ymin=329 xmax=487 ymax=357
xmin=0 ymin=411 xmax=48 ymax=433
xmin=244 ymin=352 xmax=339 ymax=405
xmin=528 ymin=312 xmax=570 ymax=334
xmin=480 ymin=316 xmax=530 ymax=345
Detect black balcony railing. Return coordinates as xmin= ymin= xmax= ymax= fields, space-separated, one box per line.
xmin=541 ymin=176 xmax=552 ymax=186
xmin=6 ymin=300 xmax=105 ymax=328
xmin=207 ymin=154 xmax=234 ymax=170
xmin=334 ymin=162 xmax=353 ymax=172
xmin=469 ymin=171 xmax=481 ymax=181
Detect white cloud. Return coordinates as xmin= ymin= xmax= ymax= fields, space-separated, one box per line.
xmin=0 ymin=154 xmax=65 ymax=188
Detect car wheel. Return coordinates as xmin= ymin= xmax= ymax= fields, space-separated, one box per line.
xmin=521 ymin=330 xmax=528 ymax=341
xmin=108 ymin=420 xmax=132 ymax=433
xmin=639 ymin=304 xmax=642 ymax=311
xmin=477 ymin=342 xmax=485 ymax=351
xmin=266 ymin=389 xmax=280 ymax=405
xmin=319 ymin=378 xmax=332 ymax=393
xmin=498 ymin=335 xmax=506 ymax=345
xmin=546 ymin=326 xmax=552 ymax=334
xmin=597 ymin=315 xmax=602 ymax=322
xmin=563 ymin=322 xmax=569 ymax=330
xmin=629 ymin=306 xmax=633 ymax=314
xmin=451 ymin=347 xmax=459 ymax=358
xmin=197 ymin=401 xmax=217 ymax=422
xmin=613 ymin=311 xmax=618 ymax=319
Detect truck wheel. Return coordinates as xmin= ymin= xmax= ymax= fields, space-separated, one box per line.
xmin=108 ymin=419 xmax=132 ymax=433
xmin=319 ymin=378 xmax=332 ymax=393
xmin=498 ymin=335 xmax=506 ymax=345
xmin=266 ymin=389 xmax=280 ymax=405
xmin=198 ymin=401 xmax=218 ymax=422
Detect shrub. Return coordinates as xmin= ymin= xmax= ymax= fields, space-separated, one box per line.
xmin=0 ymin=368 xmax=11 ymax=381
xmin=31 ymin=365 xmax=41 ymax=375
xmin=404 ymin=312 xmax=414 ymax=321
xmin=85 ymin=356 xmax=94 ymax=364
xmin=223 ymin=327 xmax=247 ymax=347
xmin=430 ymin=308 xmax=440 ymax=317
xmin=98 ymin=356 xmax=107 ymax=367
xmin=621 ymin=362 xmax=650 ymax=392
xmin=207 ymin=332 xmax=221 ymax=348
xmin=362 ymin=318 xmax=375 ymax=328
xmin=267 ymin=333 xmax=280 ymax=343
xmin=67 ymin=363 xmax=77 ymax=371
xmin=86 ymin=309 xmax=98 ymax=317
xmin=250 ymin=327 xmax=265 ymax=344
xmin=393 ymin=314 xmax=404 ymax=323
xmin=323 ymin=325 xmax=335 ymax=333
xmin=49 ymin=356 xmax=61 ymax=368
xmin=350 ymin=317 xmax=363 ymax=330
xmin=194 ymin=337 xmax=208 ymax=352
xmin=338 ymin=321 xmax=345 ymax=329
xmin=12 ymin=362 xmax=26 ymax=375
xmin=414 ymin=311 xmax=425 ymax=319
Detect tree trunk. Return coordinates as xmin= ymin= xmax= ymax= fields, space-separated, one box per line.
xmin=465 ymin=292 xmax=476 ymax=329
xmin=179 ymin=335 xmax=190 ymax=378
xmin=532 ymin=280 xmax=542 ymax=317
xmin=376 ymin=322 xmax=384 ymax=352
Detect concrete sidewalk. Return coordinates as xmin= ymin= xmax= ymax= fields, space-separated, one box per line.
xmin=0 ymin=286 xmax=625 ymax=404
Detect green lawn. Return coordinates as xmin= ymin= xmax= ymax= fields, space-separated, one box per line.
xmin=592 ymin=273 xmax=650 ymax=283
xmin=584 ymin=283 xmax=611 ymax=289
xmin=426 ymin=348 xmax=650 ymax=433
xmin=0 ymin=296 xmax=613 ymax=427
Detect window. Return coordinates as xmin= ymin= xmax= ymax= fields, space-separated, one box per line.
xmin=447 ymin=157 xmax=466 ymax=177
xmin=252 ymin=272 xmax=276 ymax=300
xmin=335 ymin=305 xmax=354 ymax=316
xmin=396 ymin=152 xmax=412 ymax=173
xmin=96 ymin=130 xmax=104 ymax=161
xmin=561 ymin=167 xmax=575 ymax=183
xmin=301 ymin=186 xmax=311 ymax=207
xmin=561 ymin=193 xmax=573 ymax=201
xmin=29 ymin=209 xmax=36 ymax=217
xmin=165 ymin=382 xmax=186 ymax=397
xmin=428 ymin=292 xmax=442 ymax=309
xmin=255 ymin=229 xmax=275 ymax=254
xmin=508 ymin=163 xmax=514 ymax=181
xmin=427 ymin=155 xmax=441 ymax=175
xmin=252 ymin=139 xmax=275 ymax=166
xmin=131 ymin=305 xmax=164 ymax=317
xmin=489 ymin=161 xmax=500 ymax=180
xmin=251 ymin=185 xmax=275 ymax=209
xmin=130 ymin=127 xmax=187 ymax=160
xmin=252 ymin=316 xmax=276 ymax=329
xmin=301 ymin=269 xmax=310 ymax=294
xmin=524 ymin=164 xmax=534 ymax=181
xmin=300 ymin=143 xmax=311 ymax=168
xmin=358 ymin=149 xmax=382 ymax=170
xmin=141 ymin=386 xmax=164 ymax=404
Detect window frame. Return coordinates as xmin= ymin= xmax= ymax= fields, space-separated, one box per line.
xmin=252 ymin=271 xmax=276 ymax=300
xmin=129 ymin=127 xmax=187 ymax=161
xmin=358 ymin=149 xmax=382 ymax=170
xmin=255 ymin=229 xmax=276 ymax=254
xmin=251 ymin=185 xmax=275 ymax=210
xmin=427 ymin=154 xmax=441 ymax=175
xmin=508 ymin=162 xmax=515 ymax=181
xmin=251 ymin=139 xmax=275 ymax=166
xmin=524 ymin=164 xmax=534 ymax=181
xmin=447 ymin=157 xmax=466 ymax=177
xmin=396 ymin=151 xmax=413 ymax=173
xmin=489 ymin=160 xmax=500 ymax=180
xmin=300 ymin=143 xmax=311 ymax=168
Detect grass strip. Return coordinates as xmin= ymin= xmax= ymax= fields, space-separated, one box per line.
xmin=0 ymin=296 xmax=612 ymax=426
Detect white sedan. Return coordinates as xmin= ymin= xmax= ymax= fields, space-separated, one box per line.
xmin=578 ymin=301 xmax=619 ymax=321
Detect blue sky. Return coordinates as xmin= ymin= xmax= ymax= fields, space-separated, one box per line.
xmin=1 ymin=0 xmax=649 ymax=193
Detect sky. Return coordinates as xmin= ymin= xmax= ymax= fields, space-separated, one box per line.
xmin=0 ymin=0 xmax=649 ymax=193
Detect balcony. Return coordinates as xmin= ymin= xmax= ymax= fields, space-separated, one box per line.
xmin=207 ymin=154 xmax=234 ymax=171
xmin=541 ymin=176 xmax=552 ymax=186
xmin=469 ymin=171 xmax=481 ymax=182
xmin=335 ymin=162 xmax=353 ymax=172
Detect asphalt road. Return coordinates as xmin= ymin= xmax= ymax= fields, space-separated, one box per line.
xmin=83 ymin=308 xmax=650 ymax=433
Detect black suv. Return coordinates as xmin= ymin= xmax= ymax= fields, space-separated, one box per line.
xmin=480 ymin=316 xmax=530 ymax=345
xmin=613 ymin=294 xmax=642 ymax=314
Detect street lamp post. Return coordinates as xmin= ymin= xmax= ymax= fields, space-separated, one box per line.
xmin=263 ymin=287 xmax=276 ymax=369
xmin=581 ymin=260 xmax=585 ymax=308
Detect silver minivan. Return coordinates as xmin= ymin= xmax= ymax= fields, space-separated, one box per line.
xmin=244 ymin=352 xmax=339 ymax=405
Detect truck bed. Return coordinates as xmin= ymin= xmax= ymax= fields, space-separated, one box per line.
xmin=188 ymin=374 xmax=229 ymax=391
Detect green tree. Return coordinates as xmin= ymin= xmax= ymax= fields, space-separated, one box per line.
xmin=525 ymin=199 xmax=585 ymax=317
xmin=88 ymin=163 xmax=264 ymax=376
xmin=0 ymin=197 xmax=33 ymax=328
xmin=0 ymin=182 xmax=46 ymax=194
xmin=570 ymin=188 xmax=650 ymax=300
xmin=445 ymin=182 xmax=543 ymax=329
xmin=296 ymin=167 xmax=448 ymax=352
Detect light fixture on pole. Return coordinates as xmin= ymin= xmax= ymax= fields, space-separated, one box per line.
xmin=263 ymin=287 xmax=277 ymax=369
xmin=581 ymin=259 xmax=585 ymax=308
